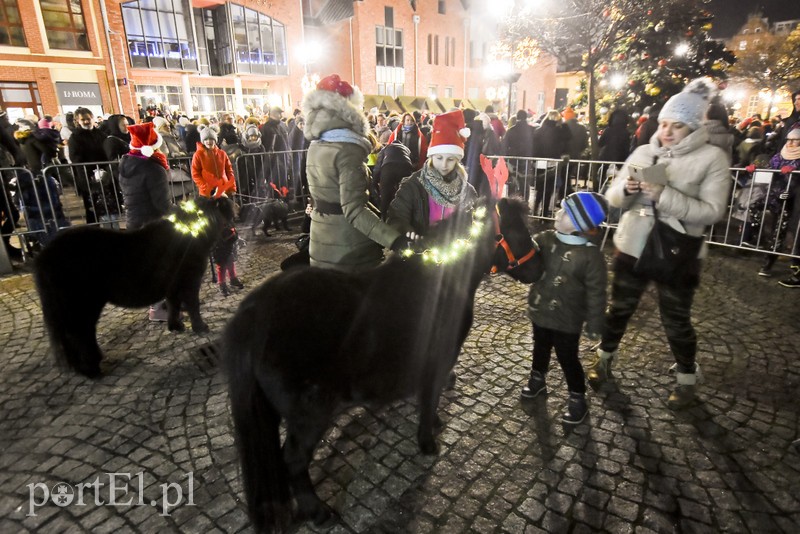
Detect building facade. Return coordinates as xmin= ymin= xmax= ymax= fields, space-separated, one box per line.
xmin=724 ymin=12 xmax=799 ymax=120
xmin=0 ymin=0 xmax=556 ymax=121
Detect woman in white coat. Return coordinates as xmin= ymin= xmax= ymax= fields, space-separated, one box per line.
xmin=587 ymin=79 xmax=731 ymax=408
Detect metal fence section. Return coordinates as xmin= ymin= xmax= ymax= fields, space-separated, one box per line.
xmin=3 ymin=152 xmax=797 ymax=263
xmin=491 ymin=156 xmax=800 ymax=262
xmin=1 ymin=148 xmax=310 ymax=261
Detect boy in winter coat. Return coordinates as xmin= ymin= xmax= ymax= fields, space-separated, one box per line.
xmin=521 ymin=192 xmax=608 ymax=425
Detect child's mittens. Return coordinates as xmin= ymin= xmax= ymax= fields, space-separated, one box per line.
xmin=780 ymin=165 xmax=795 ymax=175
xmin=745 ymin=164 xmax=756 ymax=173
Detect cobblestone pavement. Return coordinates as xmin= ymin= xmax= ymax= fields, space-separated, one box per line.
xmin=1 ymin=232 xmax=799 ymax=533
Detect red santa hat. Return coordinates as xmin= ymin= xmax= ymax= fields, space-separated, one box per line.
xmin=127 ymin=122 xmax=162 ymax=157
xmin=427 ymin=110 xmax=471 ymax=158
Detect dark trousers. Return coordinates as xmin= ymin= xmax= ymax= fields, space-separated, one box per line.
xmin=531 ymin=323 xmax=585 ymax=394
xmin=600 ymin=255 xmax=697 ymax=372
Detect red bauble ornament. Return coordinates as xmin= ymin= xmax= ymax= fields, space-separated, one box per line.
xmin=599 ymin=64 xmax=609 ymax=74
xmin=657 ymin=59 xmax=667 ymax=67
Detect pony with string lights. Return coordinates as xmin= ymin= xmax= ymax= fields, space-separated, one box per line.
xmin=34 ymin=197 xmax=232 ymax=378
xmin=223 ymin=196 xmax=542 ymax=532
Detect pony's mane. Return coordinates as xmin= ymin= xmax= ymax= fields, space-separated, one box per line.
xmin=500 ymin=196 xmax=530 ymax=218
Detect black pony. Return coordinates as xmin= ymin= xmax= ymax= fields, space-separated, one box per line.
xmin=35 ymin=196 xmax=231 ymax=378
xmin=223 ymin=197 xmax=541 ymax=532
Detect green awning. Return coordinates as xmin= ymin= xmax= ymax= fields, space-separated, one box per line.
xmin=464 ymin=98 xmax=493 ymax=112
xmin=363 ymin=94 xmax=383 ymax=112
xmin=396 ymin=95 xmax=416 ymax=113
xmin=436 ymin=97 xmax=459 ymax=112
xmin=421 ymin=97 xmax=443 ymax=113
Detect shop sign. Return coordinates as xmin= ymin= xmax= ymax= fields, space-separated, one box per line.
xmin=55 ymin=82 xmax=103 ymax=106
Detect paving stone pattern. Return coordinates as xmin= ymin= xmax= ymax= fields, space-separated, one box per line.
xmin=1 ymin=235 xmax=799 ymax=533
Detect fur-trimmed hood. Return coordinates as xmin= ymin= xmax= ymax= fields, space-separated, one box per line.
xmin=302 ymin=88 xmax=369 ymax=141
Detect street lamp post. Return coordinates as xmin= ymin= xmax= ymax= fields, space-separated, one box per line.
xmin=503 ymin=72 xmax=521 ymax=115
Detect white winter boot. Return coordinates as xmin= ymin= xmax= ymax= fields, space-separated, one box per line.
xmin=667 ymin=371 xmax=697 ymax=409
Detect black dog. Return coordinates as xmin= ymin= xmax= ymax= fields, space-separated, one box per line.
xmin=35 ymin=197 xmax=231 ymax=377
xmin=241 ymin=198 xmax=290 ymax=237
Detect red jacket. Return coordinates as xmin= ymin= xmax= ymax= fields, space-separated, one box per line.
xmin=191 ymin=143 xmax=236 ymax=198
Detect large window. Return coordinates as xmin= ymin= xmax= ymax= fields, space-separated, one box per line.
xmin=122 ymin=0 xmax=197 ymax=71
xmin=136 ymin=84 xmax=237 ymax=115
xmin=376 ymin=26 xmax=402 ymax=68
xmin=40 ymin=0 xmax=89 ymax=50
xmin=0 ymin=0 xmax=26 ymax=47
xmin=230 ymin=3 xmax=288 ymax=75
xmin=0 ymin=81 xmax=42 ymax=122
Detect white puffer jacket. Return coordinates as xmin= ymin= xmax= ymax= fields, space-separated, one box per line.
xmin=606 ymin=127 xmax=731 ymax=259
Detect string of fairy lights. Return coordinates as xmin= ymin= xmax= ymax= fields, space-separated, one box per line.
xmin=400 ymin=206 xmax=488 ymax=265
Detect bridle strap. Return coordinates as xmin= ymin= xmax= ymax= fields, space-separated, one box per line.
xmin=491 ymin=234 xmax=536 ymax=273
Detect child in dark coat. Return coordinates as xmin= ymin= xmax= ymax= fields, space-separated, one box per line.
xmin=521 ymin=192 xmax=608 ymax=424
xmin=212 ymin=197 xmax=243 ymax=296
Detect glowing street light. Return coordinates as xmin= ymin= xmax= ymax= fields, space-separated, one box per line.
xmin=674 ymin=43 xmax=690 ymax=57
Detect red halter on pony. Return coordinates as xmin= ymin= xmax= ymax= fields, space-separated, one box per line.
xmin=480 ymin=154 xmax=537 ymax=274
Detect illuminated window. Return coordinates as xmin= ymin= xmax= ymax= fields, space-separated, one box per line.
xmin=0 ymin=0 xmax=26 ymax=47
xmin=122 ymin=0 xmax=197 ymax=71
xmin=229 ymin=3 xmax=288 ymax=75
xmin=39 ymin=0 xmax=89 ymax=50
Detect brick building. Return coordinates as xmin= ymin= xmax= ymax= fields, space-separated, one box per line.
xmin=0 ymin=0 xmax=556 ymax=122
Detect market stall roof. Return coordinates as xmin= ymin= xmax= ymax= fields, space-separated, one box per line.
xmin=436 ymin=97 xmax=460 ymax=112
xmin=395 ymin=96 xmax=416 ymax=113
xmin=464 ymin=98 xmax=493 ymax=112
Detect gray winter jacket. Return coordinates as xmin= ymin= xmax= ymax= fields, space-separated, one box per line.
xmin=606 ymin=127 xmax=731 ymax=260
xmin=528 ymin=231 xmax=607 ymax=336
xmin=304 ymin=89 xmax=401 ymax=272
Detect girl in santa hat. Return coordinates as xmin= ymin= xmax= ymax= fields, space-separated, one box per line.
xmin=118 ymin=121 xmax=173 ymax=321
xmin=386 ymin=110 xmax=478 ymax=238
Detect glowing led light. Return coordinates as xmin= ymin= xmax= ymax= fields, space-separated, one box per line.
xmin=401 ymin=208 xmax=488 ymax=265
xmin=168 ymin=200 xmax=210 ymax=238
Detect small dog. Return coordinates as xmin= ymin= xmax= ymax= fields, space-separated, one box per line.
xmin=241 ymin=198 xmax=290 ymax=237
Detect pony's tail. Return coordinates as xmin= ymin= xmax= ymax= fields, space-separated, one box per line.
xmin=223 ymin=298 xmax=291 ymax=533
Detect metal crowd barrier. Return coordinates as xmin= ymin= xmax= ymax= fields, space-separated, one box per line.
xmin=0 ymin=148 xmax=309 ymax=262
xmin=491 ymin=156 xmax=800 ymax=262
xmin=3 ymin=152 xmax=797 ymax=264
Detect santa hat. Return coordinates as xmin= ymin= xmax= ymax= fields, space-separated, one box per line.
xmin=312 ymin=74 xmax=364 ymax=107
xmin=427 ymin=110 xmax=471 ymax=158
xmin=127 ymin=122 xmax=162 ymax=157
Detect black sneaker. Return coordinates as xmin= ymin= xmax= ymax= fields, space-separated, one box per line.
xmin=229 ymin=277 xmax=244 ymax=289
xmin=779 ymin=274 xmax=800 ymax=288
xmin=520 ymin=371 xmax=547 ymax=399
xmin=219 ymin=283 xmax=230 ymax=296
xmin=758 ymin=267 xmax=772 ymax=277
xmin=562 ymin=392 xmax=588 ymax=424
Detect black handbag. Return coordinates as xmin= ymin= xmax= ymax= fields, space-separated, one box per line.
xmin=634 ymin=204 xmax=704 ymax=287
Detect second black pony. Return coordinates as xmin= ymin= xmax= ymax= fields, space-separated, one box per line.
xmin=223 ymin=197 xmax=540 ymax=532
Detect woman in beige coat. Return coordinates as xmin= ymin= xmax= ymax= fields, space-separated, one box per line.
xmin=588 ymin=79 xmax=731 ymax=408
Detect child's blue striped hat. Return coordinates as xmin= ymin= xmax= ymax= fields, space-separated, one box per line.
xmin=562 ymin=192 xmax=608 ymax=233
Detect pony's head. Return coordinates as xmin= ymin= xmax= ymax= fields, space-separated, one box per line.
xmin=168 ymin=196 xmax=233 ymax=240
xmin=492 ymin=197 xmax=543 ymax=283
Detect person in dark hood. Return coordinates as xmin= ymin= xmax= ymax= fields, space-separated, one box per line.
xmin=103 ymin=114 xmax=134 ymax=160
xmin=218 ymin=114 xmax=240 ymax=147
xmin=373 ymin=139 xmax=414 ymax=218
xmin=502 ymin=110 xmax=536 ymax=194
xmin=778 ymin=90 xmax=800 ymax=150
xmin=32 ymin=117 xmax=61 ymax=166
xmin=236 ymin=123 xmax=269 ymax=200
xmin=260 ymin=106 xmax=292 ymax=198
xmin=288 ymin=116 xmax=309 ymax=200
xmin=387 ymin=112 xmax=429 ymax=170
xmin=531 ymin=110 xmax=573 ymax=216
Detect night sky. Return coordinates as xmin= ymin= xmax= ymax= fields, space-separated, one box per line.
xmin=707 ymin=0 xmax=800 ymax=39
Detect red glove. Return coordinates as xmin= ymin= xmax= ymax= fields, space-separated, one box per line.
xmin=781 ymin=165 xmax=795 ymax=175
xmin=745 ymin=164 xmax=756 ymax=173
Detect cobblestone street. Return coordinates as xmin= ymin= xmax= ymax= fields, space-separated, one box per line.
xmin=1 ymin=233 xmax=799 ymax=533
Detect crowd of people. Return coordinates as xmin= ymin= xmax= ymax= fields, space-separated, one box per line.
xmin=0 ymin=73 xmax=798 ymax=424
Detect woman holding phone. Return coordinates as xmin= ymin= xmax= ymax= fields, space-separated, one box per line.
xmin=587 ymin=79 xmax=731 ymax=408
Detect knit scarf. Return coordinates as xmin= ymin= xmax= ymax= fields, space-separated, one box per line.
xmin=128 ymin=149 xmax=169 ymax=170
xmin=781 ymin=143 xmax=800 ymax=162
xmin=418 ymin=161 xmax=468 ymax=208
